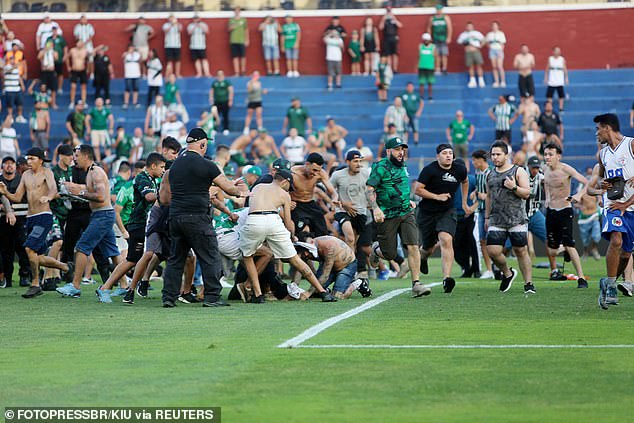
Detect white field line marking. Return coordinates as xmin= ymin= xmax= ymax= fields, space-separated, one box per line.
xmin=294 ymin=344 xmax=634 ymax=349
xmin=278 ymin=283 xmax=442 ymax=349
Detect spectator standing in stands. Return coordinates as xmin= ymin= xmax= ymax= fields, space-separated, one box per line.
xmin=122 ymin=44 xmax=141 ymax=109
xmin=376 ymin=56 xmax=392 ymax=102
xmin=145 ymin=95 xmax=167 ymax=138
xmin=210 ymin=71 xmax=233 ymax=135
xmin=46 ymin=26 xmax=67 ymax=96
xmin=126 ymin=16 xmax=154 ymax=76
xmin=536 ymin=100 xmax=564 ymax=147
xmin=188 ymin=14 xmax=210 ymax=78
xmin=259 ymin=16 xmax=281 ymax=77
xmin=544 ymin=46 xmax=569 ymax=112
xmin=417 ymin=33 xmax=435 ymax=100
xmin=324 ymin=30 xmax=344 ymax=91
xmin=379 ymin=6 xmax=403 ymax=73
xmin=30 ymin=101 xmax=50 ymax=152
xmin=283 ymin=97 xmax=312 ymax=137
xmin=36 ymin=14 xmax=61 ymax=50
xmin=281 ymin=127 xmax=307 ymax=165
xmin=401 ymin=82 xmax=423 ymax=145
xmin=164 ymin=74 xmax=188 ymax=124
xmin=0 ymin=116 xmax=20 ymax=160
xmin=73 ymin=15 xmax=95 ymax=80
xmin=427 ymin=4 xmax=452 ymax=75
xmin=243 ymin=71 xmax=266 ymax=134
xmin=85 ymin=97 xmax=114 ymax=162
xmin=146 ymin=48 xmax=163 ymax=107
xmin=456 ymin=22 xmax=485 ymax=88
xmin=93 ymin=45 xmax=113 ymax=102
xmin=360 ymin=17 xmax=379 ymax=76
xmin=348 ymin=138 xmax=373 ymax=168
xmin=3 ymin=56 xmax=26 ymax=122
xmin=229 ymin=7 xmax=249 ymax=77
xmin=513 ymin=44 xmax=535 ymax=98
xmin=67 ymin=40 xmax=89 ymax=109
xmin=384 ymin=96 xmax=408 ymax=141
xmin=37 ymin=41 xmax=58 ymax=109
xmin=6 ymin=42 xmax=27 ymax=82
xmin=485 ymin=21 xmax=506 ymax=88
xmin=281 ymin=15 xmax=301 ymax=78
xmin=324 ymin=16 xmax=347 ymax=39
xmin=348 ymin=30 xmax=361 ymax=76
xmin=446 ymin=110 xmax=475 ymax=170
xmin=162 ymin=14 xmax=182 ymax=78
xmin=488 ymin=95 xmax=519 ymax=145
xmin=325 ymin=117 xmax=348 ymax=162
xmin=66 ymin=100 xmax=86 ymax=144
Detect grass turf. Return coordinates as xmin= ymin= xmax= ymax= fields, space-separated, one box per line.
xmin=1 ymin=257 xmax=633 ymax=422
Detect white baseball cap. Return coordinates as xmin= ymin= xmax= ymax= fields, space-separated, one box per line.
xmin=422 ymin=33 xmax=432 ymax=41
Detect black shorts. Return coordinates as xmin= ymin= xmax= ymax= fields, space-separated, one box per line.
xmin=247 ymin=101 xmax=262 ymax=109
xmin=546 ymin=207 xmax=575 ymax=248
xmin=495 ymin=130 xmax=512 ymax=144
xmin=376 ymin=210 xmax=418 ymax=260
xmin=125 ymin=227 xmax=146 ymax=263
xmin=70 ymin=70 xmax=87 ymax=84
xmin=230 ymin=43 xmax=246 ymax=58
xmin=165 ymin=47 xmax=181 ymax=60
xmin=54 ymin=62 xmax=63 ymax=75
xmin=546 ymin=86 xmax=565 ymax=99
xmin=292 ymin=200 xmax=328 ymax=236
xmin=40 ymin=70 xmax=58 ymax=91
xmin=487 ymin=224 xmax=528 ymax=247
xmin=4 ymin=92 xmax=23 ymax=108
xmin=382 ymin=37 xmax=399 ymax=56
xmin=190 ymin=49 xmax=206 ymax=60
xmin=417 ymin=208 xmax=457 ymax=250
xmin=334 ymin=212 xmax=373 ymax=247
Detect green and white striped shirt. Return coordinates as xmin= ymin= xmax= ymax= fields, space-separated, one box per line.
xmin=187 ymin=22 xmax=208 ymax=50
xmin=490 ymin=103 xmax=517 ymax=131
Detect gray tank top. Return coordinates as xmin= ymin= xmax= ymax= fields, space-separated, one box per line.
xmin=487 ymin=165 xmax=527 ymax=228
xmin=248 ymin=82 xmax=262 ymax=103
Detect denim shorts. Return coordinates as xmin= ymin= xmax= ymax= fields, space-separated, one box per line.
xmin=75 ymin=209 xmax=120 ymax=258
xmin=263 ymin=44 xmax=280 ymax=60
xmin=578 ymin=219 xmax=601 ymax=247
xmin=318 ymin=260 xmax=357 ymax=294
xmin=488 ymin=48 xmax=504 ymax=60
xmin=285 ymin=48 xmax=299 ymax=60
xmin=528 ymin=210 xmax=546 ymax=243
xmin=25 ymin=212 xmax=54 ymax=255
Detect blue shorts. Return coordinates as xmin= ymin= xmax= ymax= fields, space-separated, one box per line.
xmin=317 ymin=260 xmax=357 ymax=294
xmin=75 ymin=209 xmax=120 ymax=258
xmin=285 ymin=48 xmax=299 ymax=60
xmin=24 ymin=213 xmax=54 ymax=255
xmin=477 ymin=212 xmax=486 ymax=240
xmin=263 ymin=44 xmax=280 ymax=60
xmin=602 ymin=209 xmax=634 ymax=253
xmin=528 ymin=210 xmax=546 ymax=243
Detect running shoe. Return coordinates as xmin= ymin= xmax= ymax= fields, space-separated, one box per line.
xmin=499 ymin=268 xmax=518 ymax=293
xmin=443 ymin=277 xmax=456 ymax=294
xmin=617 ymin=282 xmax=633 ymax=297
xmin=95 ymin=288 xmax=113 ymax=303
xmin=56 ymin=283 xmax=81 ymax=298
xmin=122 ymin=289 xmax=135 ymax=305
xmin=598 ymin=278 xmax=608 ymax=310
xmin=412 ymin=282 xmax=432 ymax=298
xmin=577 ymin=278 xmax=588 ymax=289
xmin=136 ymin=280 xmax=149 ymax=298
xmin=524 ymin=283 xmax=536 ymax=294
xmin=22 ymin=285 xmax=43 ymax=298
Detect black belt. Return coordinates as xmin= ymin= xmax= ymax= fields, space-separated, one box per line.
xmin=249 ymin=211 xmax=278 ymax=215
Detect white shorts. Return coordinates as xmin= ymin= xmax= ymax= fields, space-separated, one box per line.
xmin=113 ymin=224 xmax=128 ymax=252
xmin=240 ymin=214 xmax=296 ymax=259
xmin=218 ymin=229 xmax=242 ymax=260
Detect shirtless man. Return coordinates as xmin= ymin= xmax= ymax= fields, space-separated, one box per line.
xmin=240 ymin=169 xmax=336 ymax=303
xmin=56 ymin=145 xmax=122 ymax=298
xmin=251 ymin=129 xmax=280 ymax=168
xmin=294 ymin=234 xmax=358 ymax=299
xmin=30 ymin=102 xmax=50 ymax=153
xmin=325 ymin=118 xmax=348 ymax=162
xmin=229 ymin=129 xmax=256 ymax=169
xmin=67 ymin=40 xmax=88 ymax=108
xmin=542 ymin=143 xmax=589 ymax=288
xmin=513 ymin=44 xmax=536 ymax=98
xmin=0 ymin=148 xmax=69 ymax=298
xmin=291 ymin=152 xmax=339 ymax=236
xmin=518 ymin=94 xmax=540 ymax=150
xmin=574 ymin=165 xmax=602 ymax=260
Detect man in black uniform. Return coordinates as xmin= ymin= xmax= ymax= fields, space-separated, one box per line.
xmin=161 ymin=128 xmax=249 ymax=308
xmin=414 ymin=143 xmax=468 ymax=293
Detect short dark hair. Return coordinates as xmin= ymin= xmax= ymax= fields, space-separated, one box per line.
xmin=76 ymin=144 xmax=95 ymax=160
xmin=306 ymin=153 xmax=324 ymax=166
xmin=490 ymin=140 xmax=508 ymax=154
xmin=134 ymin=161 xmax=146 ymax=170
xmin=593 ymin=113 xmax=620 ymax=133
xmin=296 ymin=231 xmax=315 ymax=243
xmin=543 ymin=143 xmax=562 ymax=154
xmin=162 ymin=136 xmax=181 ymax=153
xmin=471 ymin=149 xmax=488 ymax=160
xmin=216 ymin=144 xmax=230 ymax=154
xmin=118 ymin=161 xmax=131 ymax=173
xmin=146 ymin=152 xmax=166 ymax=167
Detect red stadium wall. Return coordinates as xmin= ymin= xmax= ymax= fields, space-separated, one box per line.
xmin=6 ymin=7 xmax=634 ymax=79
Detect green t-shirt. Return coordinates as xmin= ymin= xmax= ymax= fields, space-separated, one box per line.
xmin=378 ymin=62 xmax=389 ymax=84
xmin=286 ymin=106 xmax=310 ymax=136
xmin=115 ymin=181 xmax=134 ymax=226
xmin=229 ymin=17 xmax=248 ymax=45
xmin=116 ymin=135 xmax=133 ymax=158
xmin=141 ymin=135 xmax=158 ymax=159
xmin=448 ymin=119 xmax=472 ymax=145
xmin=214 ymin=207 xmax=245 ymax=230
xmin=110 ymin=175 xmax=129 ymax=197
xmin=349 ymin=40 xmax=361 ymax=62
xmin=164 ymin=82 xmax=178 ymax=105
xmin=51 ymin=164 xmax=72 ymax=220
xmin=89 ymin=107 xmax=110 ymax=130
xmin=418 ymin=43 xmax=435 ymax=70
xmin=211 ymin=80 xmax=231 ymax=104
xmin=34 ymin=91 xmax=51 ymax=105
xmin=401 ymin=92 xmax=421 ymax=116
xmin=47 ymin=35 xmax=66 ymax=64
xmin=431 ymin=15 xmax=448 ymax=42
xmin=127 ymin=171 xmax=159 ymax=231
xmin=366 ymin=158 xmax=412 ymax=219
xmin=282 ymin=22 xmax=300 ymax=50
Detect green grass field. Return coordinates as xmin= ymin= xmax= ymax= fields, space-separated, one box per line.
xmin=2 ymin=257 xmax=633 ymax=423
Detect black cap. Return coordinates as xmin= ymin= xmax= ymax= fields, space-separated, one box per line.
xmin=277 ymin=169 xmax=295 ymax=191
xmin=527 ymin=156 xmax=541 ymax=168
xmin=346 ymin=150 xmax=363 ymax=161
xmin=16 ymin=157 xmax=27 ymax=166
xmin=25 ymin=147 xmax=51 ymax=162
xmin=186 ymin=127 xmax=208 ymax=143
xmin=2 ymin=156 xmax=16 ymax=164
xmin=58 ymin=144 xmax=74 ymax=156
xmin=436 ymin=143 xmax=453 ymax=154
xmin=272 ymin=158 xmax=291 ymax=171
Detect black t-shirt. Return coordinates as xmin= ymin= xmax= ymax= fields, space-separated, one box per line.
xmin=94 ymin=54 xmax=111 ymax=78
xmin=70 ymin=166 xmax=91 ymax=212
xmin=383 ymin=19 xmax=399 ymax=38
xmin=325 ymin=24 xmax=346 ymax=37
xmin=417 ymin=161 xmax=467 ymax=213
xmin=537 ymin=112 xmax=561 ymax=135
xmin=168 ymin=150 xmax=221 ymax=216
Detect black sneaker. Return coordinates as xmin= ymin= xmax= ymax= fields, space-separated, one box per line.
xmin=249 ymin=294 xmax=265 ymax=304
xmin=19 ymin=276 xmax=30 ymax=287
xmin=420 ymin=256 xmax=429 ymax=275
xmin=320 ymin=291 xmax=338 ymax=302
xmin=443 ymin=277 xmax=456 ymax=294
xmin=22 ymin=285 xmax=43 ymax=298
xmin=499 ymin=268 xmax=518 ymax=293
xmin=577 ymin=278 xmax=588 ymax=289
xmin=41 ymin=278 xmax=58 ymax=291
xmin=357 ymin=279 xmax=373 ymax=298
xmin=162 ymin=299 xmax=176 ymax=308
xmin=122 ymin=289 xmax=135 ymax=305
xmin=178 ymin=292 xmax=200 ymax=304
xmin=524 ymin=283 xmax=536 ymax=294
xmin=63 ymin=262 xmax=75 ymax=283
xmin=136 ymin=280 xmax=149 ymax=298
xmin=550 ymin=269 xmax=567 ymax=281
xmin=202 ymin=299 xmax=231 ymax=307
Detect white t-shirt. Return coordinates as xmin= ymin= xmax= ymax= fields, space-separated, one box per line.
xmin=281 ymin=135 xmax=307 ymax=163
xmin=485 ymin=30 xmax=506 ymax=50
xmin=456 ymin=30 xmax=484 ymax=49
xmin=325 ymin=37 xmax=343 ymax=62
xmin=162 ymin=120 xmax=185 ymax=141
xmin=0 ymin=127 xmax=17 ymax=154
xmin=124 ymin=51 xmax=141 ymax=79
xmin=547 ymin=56 xmax=566 ymax=87
xmin=36 ymin=22 xmax=62 ymax=49
xmin=147 ymin=57 xmax=163 ymax=87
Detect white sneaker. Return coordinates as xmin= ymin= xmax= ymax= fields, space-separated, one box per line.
xmin=286 ymin=71 xmax=293 ymax=77
xmin=492 ymin=82 xmax=499 ymax=88
xmin=294 ymin=71 xmax=300 ymax=77
xmin=242 ymin=127 xmax=249 ymax=135
xmin=478 ymin=77 xmax=486 ymax=87
xmin=479 ymin=270 xmax=494 ymax=279
xmin=15 ymin=115 xmax=27 ymax=123
xmin=222 ymin=129 xmax=229 ymax=136
xmin=287 ymin=282 xmax=306 ymax=300
xmin=68 ymin=102 xmax=74 ymax=110
xmin=500 ymin=82 xmax=507 ymax=87
xmin=467 ymin=78 xmax=477 ymax=88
